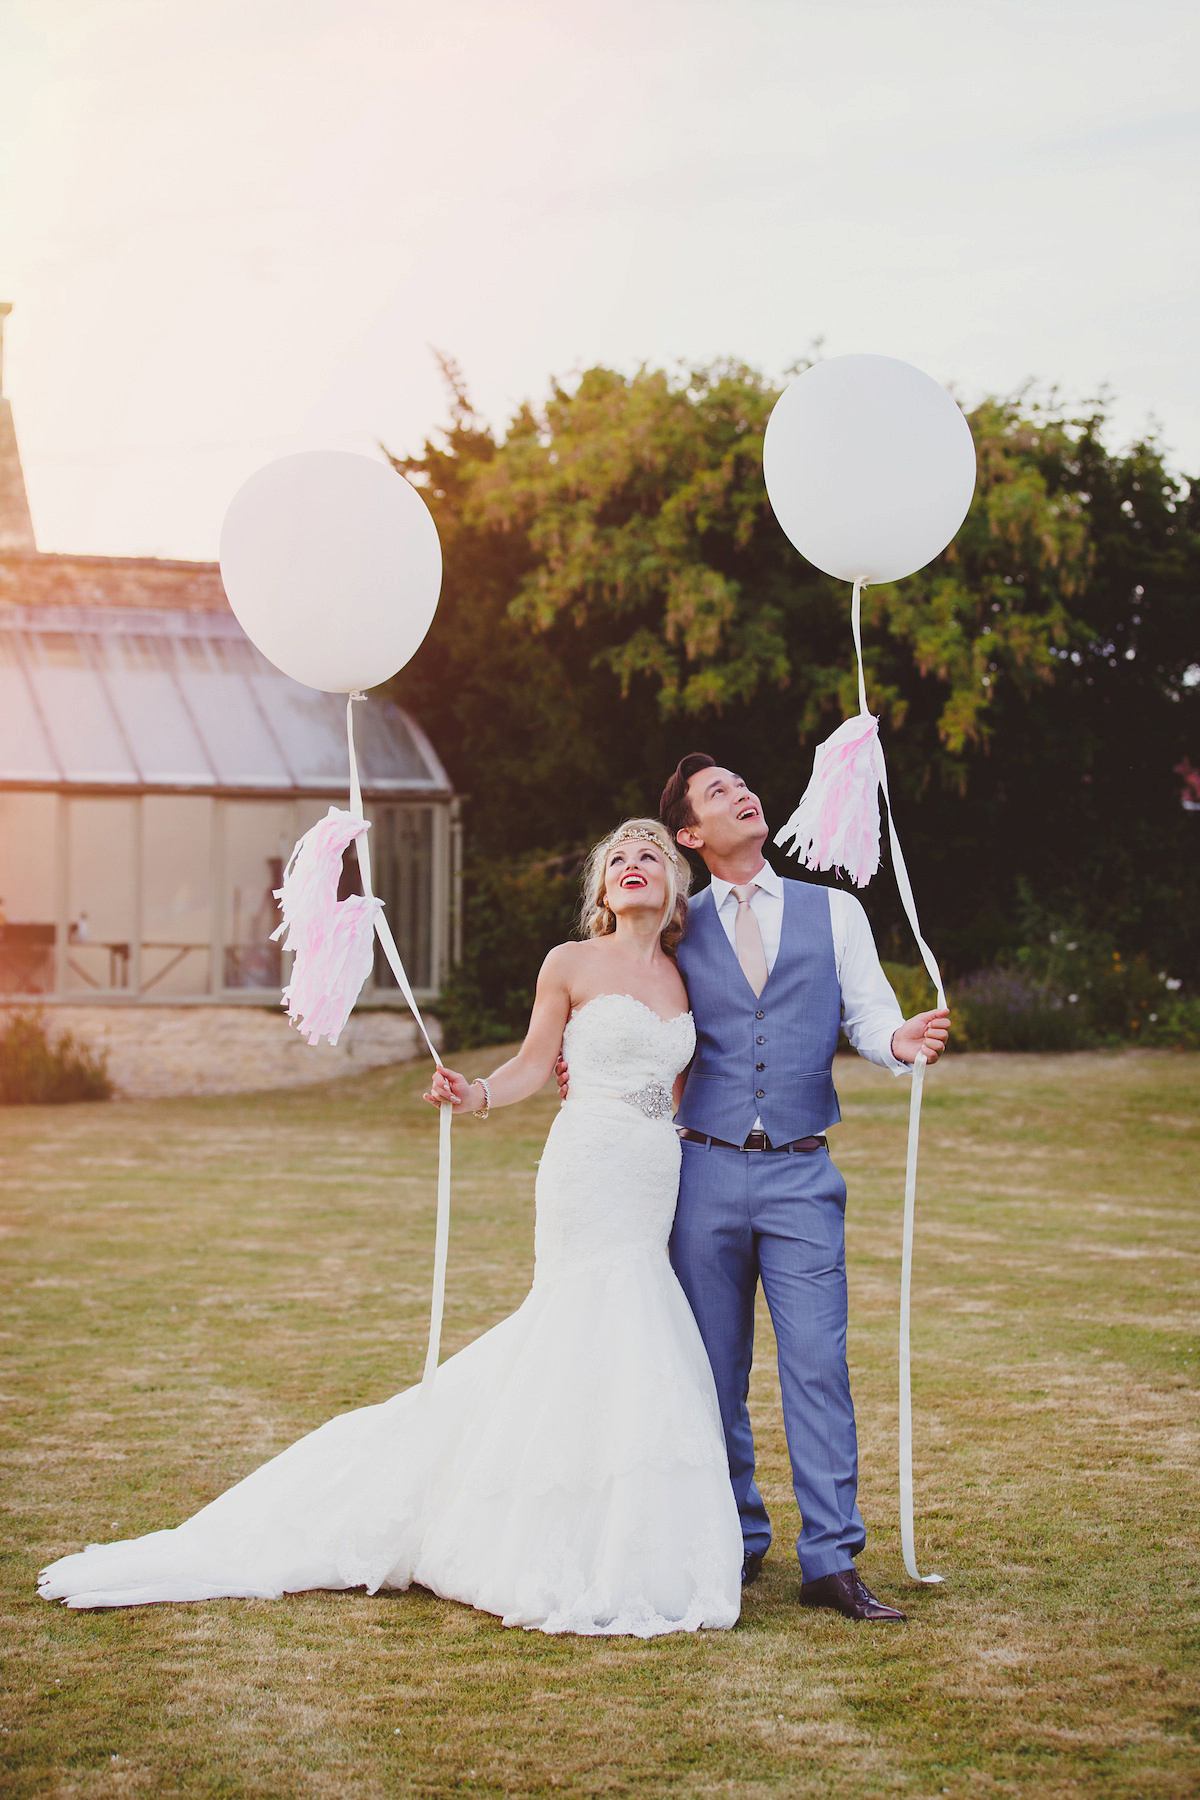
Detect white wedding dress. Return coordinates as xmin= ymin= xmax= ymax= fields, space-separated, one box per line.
xmin=39 ymin=993 xmax=743 ymax=1636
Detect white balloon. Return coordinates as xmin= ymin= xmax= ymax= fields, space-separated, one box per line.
xmin=763 ymin=354 xmax=977 ymax=586
xmin=219 ymin=451 xmax=443 ymax=692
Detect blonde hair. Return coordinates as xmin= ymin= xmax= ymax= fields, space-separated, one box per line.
xmin=579 ymin=818 xmax=691 ymax=956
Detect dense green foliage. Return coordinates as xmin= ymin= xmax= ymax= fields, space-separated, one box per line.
xmin=0 ymin=1009 xmax=112 ymax=1103
xmin=886 ymin=894 xmax=1200 ymax=1051
xmin=435 ymin=850 xmax=581 ymax=1050
xmin=387 ymin=359 xmax=1199 ymax=1040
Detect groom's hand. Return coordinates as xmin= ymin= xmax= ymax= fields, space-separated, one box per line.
xmin=555 ymin=1053 xmax=570 ymax=1101
xmin=891 ymin=1008 xmax=951 ymax=1066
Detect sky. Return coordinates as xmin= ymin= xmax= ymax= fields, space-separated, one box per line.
xmin=1 ymin=0 xmax=1197 ymax=562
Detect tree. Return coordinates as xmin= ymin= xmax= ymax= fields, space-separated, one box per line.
xmin=387 ymin=360 xmax=1199 ymax=1034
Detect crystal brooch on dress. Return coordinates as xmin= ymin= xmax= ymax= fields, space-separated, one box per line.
xmin=621 ymin=1082 xmax=674 ymax=1120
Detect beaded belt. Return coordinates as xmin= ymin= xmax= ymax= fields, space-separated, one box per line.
xmin=677 ymin=1127 xmax=827 ymax=1153
xmin=620 ymin=1082 xmax=675 ymax=1121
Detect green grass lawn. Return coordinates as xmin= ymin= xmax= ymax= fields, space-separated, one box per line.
xmin=2 ymin=1049 xmax=1197 ymax=1798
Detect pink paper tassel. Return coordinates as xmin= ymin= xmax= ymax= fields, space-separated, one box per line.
xmin=271 ymin=807 xmax=383 ymax=1046
xmin=774 ymin=713 xmax=885 ymax=887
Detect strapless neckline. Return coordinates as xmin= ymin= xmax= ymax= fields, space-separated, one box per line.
xmin=570 ymin=992 xmax=693 ymax=1029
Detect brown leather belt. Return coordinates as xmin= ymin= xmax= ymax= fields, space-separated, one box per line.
xmin=678 ymin=1127 xmax=827 ymax=1153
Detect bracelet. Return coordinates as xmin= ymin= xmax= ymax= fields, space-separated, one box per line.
xmin=469 ymin=1076 xmax=491 ymax=1120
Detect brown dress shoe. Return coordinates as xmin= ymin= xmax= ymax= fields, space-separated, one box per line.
xmin=799 ymin=1568 xmax=906 ymax=1621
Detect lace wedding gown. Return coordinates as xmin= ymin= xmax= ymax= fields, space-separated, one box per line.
xmin=39 ymin=993 xmax=742 ymax=1636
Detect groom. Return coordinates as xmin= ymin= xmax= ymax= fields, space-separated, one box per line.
xmin=659 ymin=754 xmax=949 ymax=1621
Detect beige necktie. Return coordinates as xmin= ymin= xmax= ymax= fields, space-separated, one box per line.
xmin=732 ymin=883 xmax=768 ymax=996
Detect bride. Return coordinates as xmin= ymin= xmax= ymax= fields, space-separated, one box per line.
xmin=39 ymin=819 xmax=743 ymax=1637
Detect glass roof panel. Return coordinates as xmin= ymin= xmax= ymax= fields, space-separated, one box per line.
xmin=354 ymin=697 xmax=442 ymax=787
xmin=92 ymin=634 xmax=215 ymax=786
xmin=0 ymin=634 xmax=61 ymax=780
xmin=0 ymin=608 xmax=450 ymax=795
xmin=22 ymin=631 xmax=137 ymax=782
xmin=173 ymin=637 xmax=292 ymax=788
xmin=246 ymin=673 xmax=349 ymax=788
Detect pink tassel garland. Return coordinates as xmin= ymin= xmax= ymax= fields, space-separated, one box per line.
xmin=271 ymin=807 xmax=383 ymax=1046
xmin=774 ymin=712 xmax=885 ymax=888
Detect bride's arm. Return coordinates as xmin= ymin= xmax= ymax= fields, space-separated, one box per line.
xmin=424 ymin=945 xmax=575 ymax=1116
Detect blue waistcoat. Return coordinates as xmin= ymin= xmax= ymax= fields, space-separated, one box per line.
xmin=675 ymin=878 xmax=843 ymax=1143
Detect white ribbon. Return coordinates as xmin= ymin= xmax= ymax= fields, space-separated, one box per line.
xmin=853 ymin=595 xmax=944 ymax=1585
xmin=850 ymin=579 xmax=870 ymax=719
xmin=347 ymin=694 xmax=451 ymax=1392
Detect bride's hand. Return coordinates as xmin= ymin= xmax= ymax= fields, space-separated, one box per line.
xmin=423 ymin=1067 xmax=478 ymax=1111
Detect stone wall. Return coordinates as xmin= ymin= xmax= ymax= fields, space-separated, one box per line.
xmin=4 ymin=1003 xmax=439 ymax=1100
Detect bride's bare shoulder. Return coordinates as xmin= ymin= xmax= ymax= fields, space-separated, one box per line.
xmin=541 ymin=940 xmax=602 ymax=976
xmin=537 ymin=940 xmax=595 ymax=984
xmin=538 ymin=938 xmax=615 ymax=994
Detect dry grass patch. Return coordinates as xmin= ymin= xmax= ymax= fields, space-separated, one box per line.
xmin=1 ymin=1049 xmax=1197 ymax=1796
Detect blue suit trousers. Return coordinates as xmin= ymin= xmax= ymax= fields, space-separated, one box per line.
xmin=669 ymin=1137 xmax=866 ymax=1582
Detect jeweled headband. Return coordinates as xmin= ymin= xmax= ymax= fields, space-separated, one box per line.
xmin=601 ymin=825 xmax=686 ymax=869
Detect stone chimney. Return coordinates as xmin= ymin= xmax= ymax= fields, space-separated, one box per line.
xmin=0 ymin=304 xmax=37 ymax=552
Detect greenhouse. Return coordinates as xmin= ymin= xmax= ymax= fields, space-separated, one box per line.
xmin=0 ymin=601 xmax=458 ymax=1005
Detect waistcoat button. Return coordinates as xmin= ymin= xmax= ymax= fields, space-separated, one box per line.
xmin=756 ymin=1062 xmax=765 ymax=1071
xmin=755 ymin=1088 xmax=765 ymax=1099
xmin=756 ymin=1035 xmax=765 ymax=1044
xmin=755 ymin=1009 xmax=765 ymax=1019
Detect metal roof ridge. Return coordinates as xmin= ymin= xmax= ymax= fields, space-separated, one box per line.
xmin=0 ymin=548 xmax=221 ymax=574
xmin=0 ymin=602 xmax=242 ymax=635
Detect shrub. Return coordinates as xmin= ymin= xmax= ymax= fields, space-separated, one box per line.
xmin=1141 ymin=990 xmax=1200 ymax=1050
xmin=1007 ymin=892 xmax=1198 ymax=1046
xmin=953 ymin=968 xmax=1087 ymax=1053
xmin=1014 ymin=937 xmax=1161 ymax=1043
xmin=885 ymin=949 xmax=1200 ymax=1054
xmin=880 ymin=961 xmax=939 ymax=1022
xmin=0 ymin=1009 xmax=113 ymax=1104
xmin=437 ymin=851 xmax=582 ymax=1051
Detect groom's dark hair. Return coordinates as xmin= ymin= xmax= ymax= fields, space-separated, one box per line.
xmin=659 ymin=753 xmax=716 ymax=841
